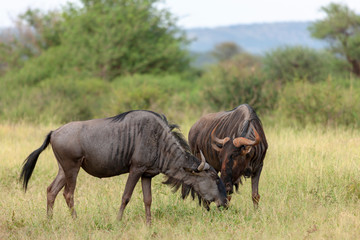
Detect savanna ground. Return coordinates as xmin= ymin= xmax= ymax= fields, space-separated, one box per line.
xmin=1 ymin=121 xmax=360 ymax=240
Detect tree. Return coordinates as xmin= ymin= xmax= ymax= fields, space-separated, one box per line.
xmin=309 ymin=3 xmax=360 ymax=77
xmin=0 ymin=9 xmax=63 ymax=73
xmin=0 ymin=0 xmax=191 ymax=79
xmin=211 ymin=42 xmax=243 ymax=62
xmin=60 ymin=0 xmax=191 ymax=79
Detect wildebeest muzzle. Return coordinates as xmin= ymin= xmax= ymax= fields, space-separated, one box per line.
xmin=244 ymin=167 xmax=252 ymax=178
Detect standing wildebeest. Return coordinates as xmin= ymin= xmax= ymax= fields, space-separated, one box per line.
xmin=20 ymin=110 xmax=228 ymax=224
xmin=188 ymin=104 xmax=268 ymax=208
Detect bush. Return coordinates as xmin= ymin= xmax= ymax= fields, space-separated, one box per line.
xmin=0 ymin=73 xmax=203 ymax=124
xmin=201 ymin=53 xmax=279 ymax=114
xmin=0 ymin=76 xmax=109 ymax=123
xmin=103 ymin=74 xmax=200 ymax=122
xmin=4 ymin=46 xmax=76 ymax=86
xmin=263 ymin=46 xmax=347 ymax=84
xmin=277 ymin=78 xmax=360 ymax=127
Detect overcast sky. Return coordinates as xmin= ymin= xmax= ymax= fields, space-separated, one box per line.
xmin=1 ymin=0 xmax=360 ymax=29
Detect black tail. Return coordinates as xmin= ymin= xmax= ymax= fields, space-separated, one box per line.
xmin=20 ymin=131 xmax=52 ymax=191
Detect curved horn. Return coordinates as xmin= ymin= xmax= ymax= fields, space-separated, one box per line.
xmin=197 ymin=150 xmax=211 ymax=171
xmin=233 ymin=127 xmax=261 ymax=148
xmin=211 ymin=123 xmax=230 ymax=151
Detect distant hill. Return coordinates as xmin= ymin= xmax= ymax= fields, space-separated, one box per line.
xmin=186 ymin=21 xmax=326 ymax=55
xmin=1 ymin=22 xmax=327 ymax=68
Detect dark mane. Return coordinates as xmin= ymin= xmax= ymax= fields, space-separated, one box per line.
xmin=109 ymin=110 xmax=135 ymax=122
xmin=145 ymin=111 xmax=191 ymax=153
xmin=110 ymin=110 xmax=191 ymax=152
xmin=160 ymin=118 xmax=204 ymax=205
xmin=109 ymin=110 xmax=164 ymax=122
xmin=168 ymin=123 xmax=191 ymax=153
xmin=237 ymin=106 xmax=265 ymax=140
xmin=162 ymin=175 xmax=210 ymax=210
xmin=224 ymin=104 xmax=263 ymax=138
xmin=226 ymin=105 xmax=239 ymax=112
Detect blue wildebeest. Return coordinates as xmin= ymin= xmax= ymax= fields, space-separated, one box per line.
xmin=188 ymin=104 xmax=268 ymax=208
xmin=20 ymin=110 xmax=228 ymax=224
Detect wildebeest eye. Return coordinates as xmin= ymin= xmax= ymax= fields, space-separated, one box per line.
xmin=216 ymin=143 xmax=223 ymax=149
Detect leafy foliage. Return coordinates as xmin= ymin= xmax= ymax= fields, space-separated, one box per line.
xmin=0 ymin=73 xmax=199 ymax=123
xmin=0 ymin=9 xmax=63 ymax=74
xmin=309 ymin=3 xmax=360 ymax=77
xmin=1 ymin=1 xmax=360 ymax=128
xmin=0 ymin=76 xmax=109 ymax=123
xmin=103 ymin=74 xmax=198 ymax=121
xmin=59 ymin=0 xmax=191 ymax=79
xmin=263 ymin=46 xmax=344 ymax=84
xmin=201 ymin=53 xmax=278 ymax=114
xmin=0 ymin=0 xmax=191 ymax=80
xmin=277 ymin=78 xmax=360 ymax=127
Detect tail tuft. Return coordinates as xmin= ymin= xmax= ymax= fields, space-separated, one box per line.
xmin=20 ymin=131 xmax=52 ymax=191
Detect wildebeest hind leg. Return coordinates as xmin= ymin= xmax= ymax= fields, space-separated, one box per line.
xmin=47 ymin=163 xmax=66 ymax=219
xmin=63 ymin=167 xmax=80 ymax=219
xmin=141 ymin=176 xmax=152 ymax=225
xmin=117 ymin=171 xmax=142 ymax=221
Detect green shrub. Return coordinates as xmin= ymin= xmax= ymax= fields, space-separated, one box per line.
xmin=263 ymin=46 xmax=347 ymax=84
xmin=4 ymin=46 xmax=76 ymax=86
xmin=101 ymin=74 xmax=202 ymax=122
xmin=200 ymin=53 xmax=279 ymax=114
xmin=277 ymin=78 xmax=360 ymax=127
xmin=0 ymin=76 xmax=109 ymax=123
xmin=0 ymin=72 xmax=204 ymax=124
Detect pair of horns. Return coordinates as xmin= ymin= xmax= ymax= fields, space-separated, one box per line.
xmin=197 ymin=151 xmax=211 ymax=171
xmin=211 ymin=123 xmax=261 ymax=149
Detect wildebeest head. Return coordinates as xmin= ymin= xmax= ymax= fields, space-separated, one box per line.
xmin=211 ymin=124 xmax=261 ymax=194
xmin=164 ymin=151 xmax=228 ymax=210
xmin=181 ymin=151 xmax=228 ymax=210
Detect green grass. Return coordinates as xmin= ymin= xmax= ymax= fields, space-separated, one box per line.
xmin=1 ymin=122 xmax=360 ymax=239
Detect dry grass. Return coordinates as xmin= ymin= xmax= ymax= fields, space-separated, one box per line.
xmin=1 ymin=122 xmax=360 ymax=239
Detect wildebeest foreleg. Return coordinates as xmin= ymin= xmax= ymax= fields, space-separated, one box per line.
xmin=117 ymin=171 xmax=142 ymax=221
xmin=141 ymin=176 xmax=152 ymax=225
xmin=63 ymin=167 xmax=80 ymax=219
xmin=251 ymin=165 xmax=263 ymax=209
xmin=47 ymin=164 xmax=66 ymax=219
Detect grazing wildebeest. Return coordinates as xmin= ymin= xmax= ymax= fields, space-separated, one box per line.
xmin=188 ymin=104 xmax=268 ymax=208
xmin=20 ymin=110 xmax=228 ymax=224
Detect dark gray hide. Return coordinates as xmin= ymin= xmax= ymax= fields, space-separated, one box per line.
xmin=20 ymin=110 xmax=228 ymax=224
xmin=188 ymin=104 xmax=268 ymax=208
